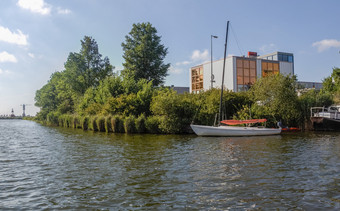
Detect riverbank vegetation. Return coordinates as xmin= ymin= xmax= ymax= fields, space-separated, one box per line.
xmin=34 ymin=22 xmax=336 ymax=134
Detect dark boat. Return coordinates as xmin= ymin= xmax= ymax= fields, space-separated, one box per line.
xmin=310 ymin=106 xmax=340 ymax=131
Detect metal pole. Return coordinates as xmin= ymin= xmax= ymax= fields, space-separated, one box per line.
xmin=211 ymin=36 xmax=213 ymax=89
xmin=219 ymin=21 xmax=229 ymax=124
xmin=211 ymin=35 xmax=218 ymax=89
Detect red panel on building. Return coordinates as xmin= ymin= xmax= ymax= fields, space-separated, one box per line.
xmin=248 ymin=51 xmax=258 ymax=57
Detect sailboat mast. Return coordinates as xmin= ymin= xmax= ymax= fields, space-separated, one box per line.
xmin=219 ymin=21 xmax=230 ymax=124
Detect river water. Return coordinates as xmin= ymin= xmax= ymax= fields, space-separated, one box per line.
xmin=0 ymin=120 xmax=339 ymax=210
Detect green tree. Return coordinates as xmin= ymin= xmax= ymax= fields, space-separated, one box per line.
xmin=151 ymin=89 xmax=196 ymax=133
xmin=191 ymin=88 xmax=252 ymax=126
xmin=322 ymin=67 xmax=340 ymax=103
xmin=121 ymin=22 xmax=170 ymax=86
xmin=35 ymin=72 xmax=60 ymax=119
xmin=249 ymin=74 xmax=301 ymax=126
xmin=298 ymin=89 xmax=333 ymax=129
xmin=64 ymin=36 xmax=114 ymax=95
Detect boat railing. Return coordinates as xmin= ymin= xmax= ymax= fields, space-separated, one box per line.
xmin=311 ymin=106 xmax=340 ymax=120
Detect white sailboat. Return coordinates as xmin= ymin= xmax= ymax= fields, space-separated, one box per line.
xmin=191 ymin=122 xmax=282 ymax=137
xmin=190 ymin=21 xmax=281 ymax=137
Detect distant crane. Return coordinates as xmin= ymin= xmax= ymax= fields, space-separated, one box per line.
xmin=20 ymin=104 xmax=31 ymax=117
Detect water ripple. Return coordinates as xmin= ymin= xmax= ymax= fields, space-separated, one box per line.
xmin=0 ymin=120 xmax=340 ymax=209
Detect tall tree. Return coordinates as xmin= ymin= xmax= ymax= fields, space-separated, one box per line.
xmin=121 ymin=22 xmax=170 ymax=86
xmin=64 ymin=36 xmax=114 ymax=95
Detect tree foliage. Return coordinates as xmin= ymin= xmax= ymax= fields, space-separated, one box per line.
xmin=35 ymin=36 xmax=113 ymax=120
xmin=35 ymin=25 xmax=338 ymax=133
xmin=121 ymin=22 xmax=170 ymax=86
xmin=249 ymin=74 xmax=301 ymax=126
xmin=64 ymin=36 xmax=114 ymax=95
xmin=322 ymin=67 xmax=340 ymax=103
xmin=298 ymin=89 xmax=333 ymax=128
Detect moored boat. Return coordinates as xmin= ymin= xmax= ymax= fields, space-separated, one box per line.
xmin=311 ymin=106 xmax=340 ymax=131
xmin=191 ymin=124 xmax=281 ymax=137
xmin=191 ymin=21 xmax=281 ymax=137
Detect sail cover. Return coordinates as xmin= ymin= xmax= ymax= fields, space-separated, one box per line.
xmin=220 ymin=119 xmax=267 ymax=125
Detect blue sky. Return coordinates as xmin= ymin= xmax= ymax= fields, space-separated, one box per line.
xmin=0 ymin=0 xmax=340 ymax=116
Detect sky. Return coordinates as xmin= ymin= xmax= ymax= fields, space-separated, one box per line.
xmin=0 ymin=0 xmax=340 ymax=116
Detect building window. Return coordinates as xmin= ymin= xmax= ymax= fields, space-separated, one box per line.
xmin=262 ymin=61 xmax=280 ymax=77
xmin=236 ymin=58 xmax=256 ymax=91
xmin=288 ymin=55 xmax=293 ymax=62
xmin=191 ymin=66 xmax=203 ymax=93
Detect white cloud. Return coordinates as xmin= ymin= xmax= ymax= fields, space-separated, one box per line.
xmin=0 ymin=26 xmax=28 ymax=46
xmin=174 ymin=49 xmax=210 ymax=68
xmin=0 ymin=51 xmax=17 ymax=63
xmin=191 ymin=49 xmax=209 ymax=61
xmin=312 ymin=39 xmax=340 ymax=52
xmin=175 ymin=61 xmax=190 ymax=66
xmin=0 ymin=68 xmax=11 ymax=75
xmin=259 ymin=43 xmax=277 ymax=54
xmin=28 ymin=53 xmax=35 ymax=58
xmin=169 ymin=66 xmax=184 ymax=74
xmin=171 ymin=49 xmax=211 ymax=76
xmin=57 ymin=7 xmax=71 ymax=14
xmin=17 ymin=0 xmax=51 ymax=15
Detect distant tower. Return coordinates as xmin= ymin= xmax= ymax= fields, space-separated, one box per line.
xmin=20 ymin=104 xmax=31 ymax=117
xmin=11 ymin=108 xmax=15 ymax=117
xmin=22 ymin=104 xmax=26 ymax=117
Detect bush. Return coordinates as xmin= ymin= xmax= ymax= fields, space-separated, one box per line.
xmin=105 ymin=116 xmax=113 ymax=133
xmin=58 ymin=115 xmax=65 ymax=127
xmin=89 ymin=116 xmax=98 ymax=131
xmin=81 ymin=116 xmax=89 ymax=130
xmin=111 ymin=115 xmax=125 ymax=133
xmin=72 ymin=115 xmax=81 ymax=129
xmin=62 ymin=115 xmax=72 ymax=128
xmin=135 ymin=114 xmax=146 ymax=133
xmin=124 ymin=115 xmax=136 ymax=133
xmin=46 ymin=111 xmax=60 ymax=126
xmin=145 ymin=115 xmax=161 ymax=134
xmin=96 ymin=116 xmax=106 ymax=132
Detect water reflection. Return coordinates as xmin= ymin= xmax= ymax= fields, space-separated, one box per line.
xmin=0 ymin=121 xmax=340 ymax=210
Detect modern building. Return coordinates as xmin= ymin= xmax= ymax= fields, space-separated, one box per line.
xmin=297 ymin=81 xmax=323 ymax=90
xmin=170 ymin=85 xmax=190 ymax=94
xmin=190 ymin=51 xmax=294 ymax=93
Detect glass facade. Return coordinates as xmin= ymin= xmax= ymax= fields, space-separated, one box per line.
xmin=262 ymin=61 xmax=280 ymax=77
xmin=191 ymin=66 xmax=203 ymax=93
xmin=278 ymin=53 xmax=293 ymax=63
xmin=236 ymin=58 xmax=256 ymax=91
xmin=261 ymin=52 xmax=293 ymax=63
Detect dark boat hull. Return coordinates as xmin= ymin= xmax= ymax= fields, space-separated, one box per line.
xmin=311 ymin=117 xmax=340 ymax=131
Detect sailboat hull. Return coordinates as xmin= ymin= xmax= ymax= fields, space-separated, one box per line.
xmin=190 ymin=124 xmax=281 ymax=137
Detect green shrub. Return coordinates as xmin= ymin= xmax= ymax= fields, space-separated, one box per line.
xmin=81 ymin=116 xmax=89 ymax=130
xmin=62 ymin=115 xmax=72 ymax=128
xmin=124 ymin=115 xmax=136 ymax=134
xmin=96 ymin=116 xmax=106 ymax=132
xmin=72 ymin=115 xmax=81 ymax=129
xmin=46 ymin=111 xmax=60 ymax=126
xmin=89 ymin=116 xmax=98 ymax=131
xmin=135 ymin=114 xmax=146 ymax=133
xmin=58 ymin=115 xmax=64 ymax=127
xmin=105 ymin=116 xmax=113 ymax=133
xmin=145 ymin=115 xmax=161 ymax=134
xmin=111 ymin=115 xmax=125 ymax=133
